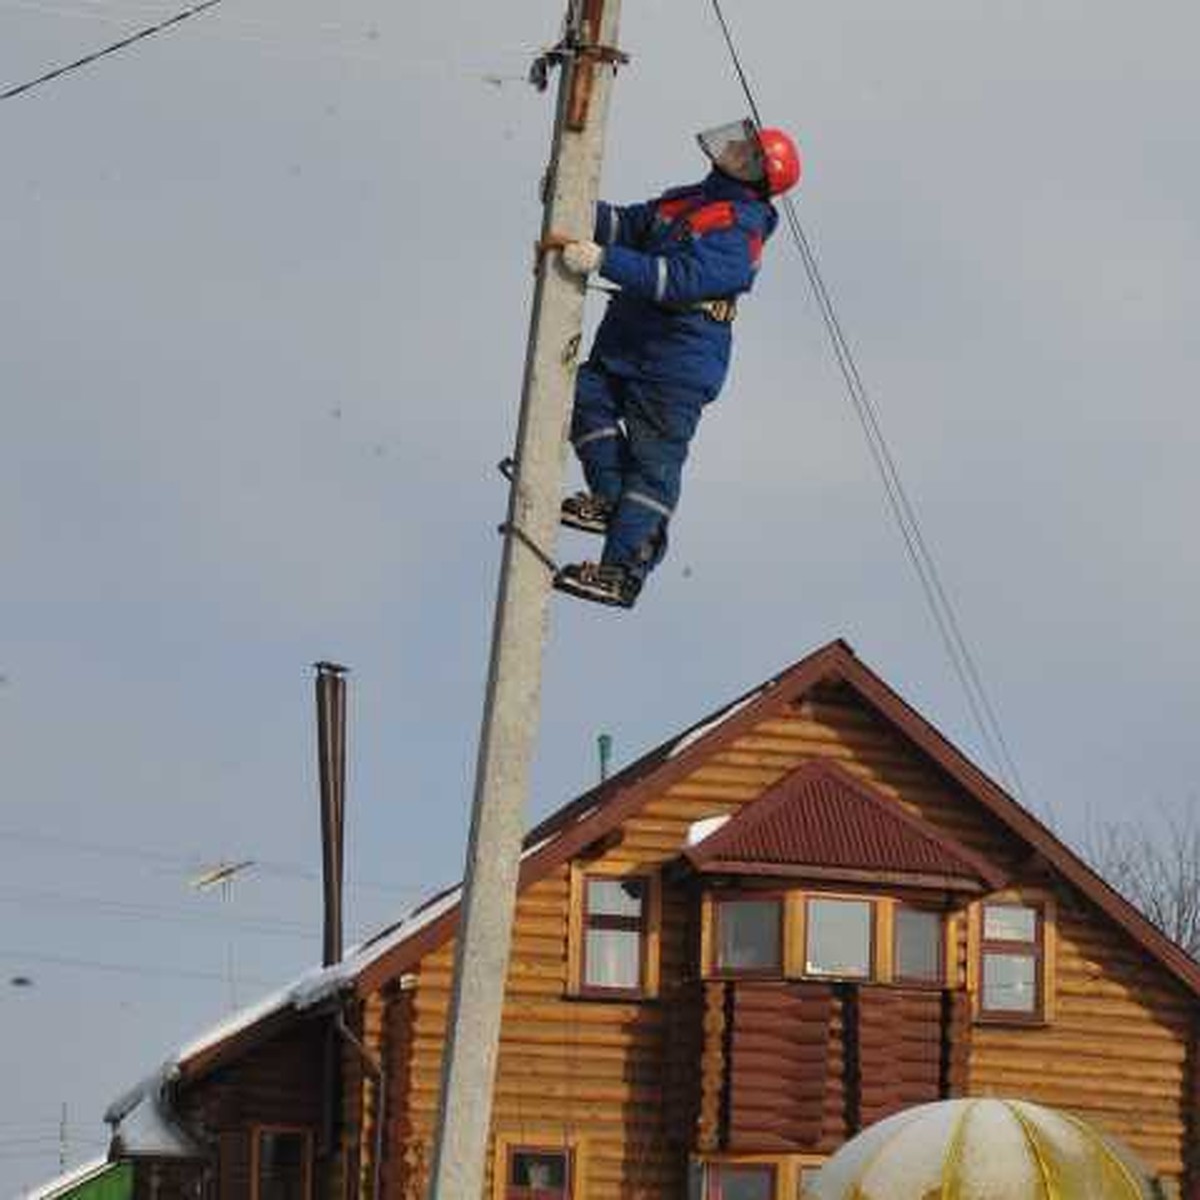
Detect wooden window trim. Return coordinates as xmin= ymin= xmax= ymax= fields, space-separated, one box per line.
xmin=504 ymin=1145 xmax=573 ymax=1200
xmin=249 ymin=1125 xmax=313 ymax=1200
xmin=803 ymin=894 xmax=875 ymax=981
xmin=568 ymin=866 xmax=661 ymax=1000
xmin=580 ymin=874 xmax=647 ymax=999
xmin=891 ymin=904 xmax=946 ymax=987
xmin=974 ymin=899 xmax=1048 ymax=1024
xmin=494 ymin=1134 xmax=587 ymax=1200
xmin=711 ymin=892 xmax=786 ymax=978
xmin=703 ymin=1160 xmax=779 ymax=1200
xmin=694 ymin=1155 xmax=820 ymax=1200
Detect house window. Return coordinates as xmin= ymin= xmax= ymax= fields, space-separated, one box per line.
xmin=253 ymin=1128 xmax=311 ymax=1200
xmin=506 ymin=1147 xmax=572 ymax=1200
xmin=703 ymin=1163 xmax=777 ymax=1200
xmin=715 ymin=897 xmax=783 ymax=974
xmin=795 ymin=1166 xmax=820 ymax=1199
xmin=805 ymin=897 xmax=873 ymax=978
xmin=979 ymin=902 xmax=1042 ymax=1017
xmin=894 ymin=907 xmax=943 ymax=984
xmin=583 ymin=876 xmax=646 ymax=993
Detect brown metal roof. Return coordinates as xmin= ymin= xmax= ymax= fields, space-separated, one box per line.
xmin=685 ymin=759 xmax=1005 ymax=891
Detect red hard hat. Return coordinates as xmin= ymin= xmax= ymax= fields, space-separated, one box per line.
xmin=757 ymin=127 xmax=801 ymax=196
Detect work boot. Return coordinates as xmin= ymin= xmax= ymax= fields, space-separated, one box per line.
xmin=553 ymin=561 xmax=642 ymax=609
xmin=560 ymin=492 xmax=612 ymax=535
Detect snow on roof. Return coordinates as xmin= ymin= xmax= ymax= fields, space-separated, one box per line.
xmin=344 ymin=882 xmax=462 ymax=972
xmin=106 ymin=878 xmax=467 ymax=1150
xmin=348 ymin=835 xmax=563 ymax=967
xmin=20 ymin=1157 xmax=113 ymax=1200
xmin=686 ymin=814 xmax=731 ymax=846
xmin=107 ymin=1070 xmax=203 ymax=1160
xmin=666 ymin=684 xmax=770 ymax=760
xmin=107 ymin=684 xmax=775 ymax=1148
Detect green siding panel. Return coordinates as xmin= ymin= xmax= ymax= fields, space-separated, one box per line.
xmin=53 ymin=1162 xmax=133 ymax=1200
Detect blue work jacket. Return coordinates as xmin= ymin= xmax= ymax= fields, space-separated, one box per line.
xmin=589 ymin=170 xmax=778 ymax=397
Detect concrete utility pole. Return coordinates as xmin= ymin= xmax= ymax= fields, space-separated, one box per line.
xmin=428 ymin=3 xmax=624 ymax=1199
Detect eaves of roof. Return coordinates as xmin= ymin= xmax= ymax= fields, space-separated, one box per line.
xmin=838 ymin=651 xmax=1200 ymax=995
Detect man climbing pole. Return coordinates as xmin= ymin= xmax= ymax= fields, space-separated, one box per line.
xmin=551 ymin=118 xmax=801 ymax=608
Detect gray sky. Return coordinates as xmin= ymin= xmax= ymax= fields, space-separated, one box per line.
xmin=4 ymin=0 xmax=1199 ymax=1191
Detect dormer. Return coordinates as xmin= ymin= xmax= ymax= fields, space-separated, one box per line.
xmin=683 ymin=760 xmax=1005 ymax=988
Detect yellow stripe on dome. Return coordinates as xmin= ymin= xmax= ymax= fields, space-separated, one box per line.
xmin=939 ymin=1099 xmax=975 ymax=1200
xmin=1056 ymin=1109 xmax=1146 ymax=1199
xmin=1006 ymin=1100 xmax=1061 ymax=1200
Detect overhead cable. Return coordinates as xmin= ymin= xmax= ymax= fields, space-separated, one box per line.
xmin=1 ymin=0 xmax=539 ymax=80
xmin=0 ymin=884 xmax=317 ymax=939
xmin=0 ymin=946 xmax=276 ymax=985
xmin=1 ymin=0 xmax=223 ymax=102
xmin=0 ymin=827 xmax=423 ymax=896
xmin=706 ymin=0 xmax=1027 ymax=801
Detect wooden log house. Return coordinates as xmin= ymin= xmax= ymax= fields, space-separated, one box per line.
xmin=106 ymin=641 xmax=1200 ymax=1200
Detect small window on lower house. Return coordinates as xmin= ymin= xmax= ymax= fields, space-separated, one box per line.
xmin=796 ymin=1165 xmax=820 ymax=1200
xmin=894 ymin=907 xmax=944 ymax=984
xmin=254 ymin=1128 xmax=311 ymax=1200
xmin=715 ymin=897 xmax=783 ymax=975
xmin=705 ymin=1163 xmax=776 ymax=1200
xmin=979 ymin=902 xmax=1042 ymax=1018
xmin=805 ymin=897 xmax=873 ymax=978
xmin=507 ymin=1147 xmax=572 ymax=1200
xmin=583 ymin=876 xmax=647 ymax=993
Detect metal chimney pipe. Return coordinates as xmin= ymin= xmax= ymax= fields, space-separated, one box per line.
xmin=314 ymin=661 xmax=348 ymax=967
xmin=597 ymin=732 xmax=613 ymax=783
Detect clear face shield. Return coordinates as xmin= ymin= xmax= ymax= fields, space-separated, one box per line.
xmin=697 ymin=118 xmax=765 ymax=186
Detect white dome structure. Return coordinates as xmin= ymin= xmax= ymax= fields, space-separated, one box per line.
xmin=803 ymin=1098 xmax=1159 ymax=1200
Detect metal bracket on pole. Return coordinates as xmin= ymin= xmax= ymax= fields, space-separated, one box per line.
xmin=528 ymin=20 xmax=628 ymax=100
xmin=496 ymin=522 xmax=559 ymax=575
xmin=497 ymin=459 xmax=561 ymax=575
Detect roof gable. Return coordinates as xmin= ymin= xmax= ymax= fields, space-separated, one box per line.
xmin=684 ymin=759 xmax=1005 ymax=892
xmin=353 ymin=638 xmax=1200 ymax=999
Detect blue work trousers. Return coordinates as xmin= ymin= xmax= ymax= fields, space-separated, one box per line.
xmin=570 ymin=363 xmax=709 ymax=581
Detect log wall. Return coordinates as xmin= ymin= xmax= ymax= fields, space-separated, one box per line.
xmin=725 ymin=981 xmax=833 ymax=1152
xmin=389 ymin=868 xmax=682 ymax=1200
xmin=853 ymin=985 xmax=944 ymax=1126
xmin=178 ymin=1019 xmax=330 ymax=1200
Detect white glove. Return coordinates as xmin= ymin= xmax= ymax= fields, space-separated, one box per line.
xmin=561 ymin=240 xmax=604 ymax=276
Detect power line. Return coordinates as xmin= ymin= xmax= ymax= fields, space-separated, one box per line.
xmin=0 ymin=828 xmax=423 ymax=896
xmin=0 ymin=1142 xmax=106 ymax=1162
xmin=0 ymin=884 xmax=316 ymax=938
xmin=3 ymin=0 xmax=537 ymax=49
xmin=1 ymin=0 xmax=539 ymax=77
xmin=0 ymin=1135 xmax=103 ymax=1151
xmin=706 ymin=0 xmax=1027 ymax=801
xmin=1 ymin=0 xmax=224 ymax=103
xmin=1 ymin=947 xmax=277 ymax=985
xmin=0 ymin=1118 xmax=79 ymax=1132
xmin=0 ymin=883 xmax=380 ymax=945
